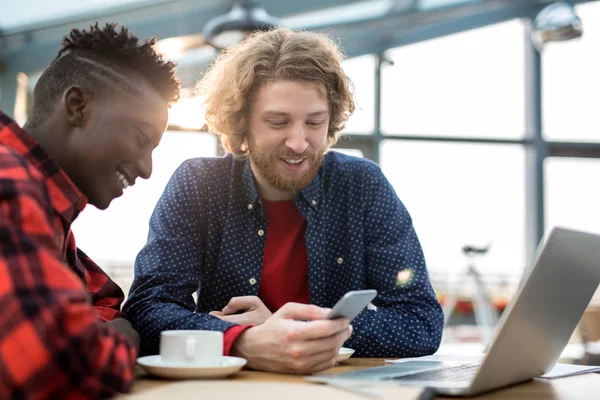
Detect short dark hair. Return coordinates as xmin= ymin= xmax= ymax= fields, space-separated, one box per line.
xmin=27 ymin=23 xmax=180 ymax=128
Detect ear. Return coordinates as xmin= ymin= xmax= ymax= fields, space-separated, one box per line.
xmin=63 ymin=86 xmax=89 ymax=127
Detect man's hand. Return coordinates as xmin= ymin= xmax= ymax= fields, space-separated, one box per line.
xmin=229 ymin=303 xmax=352 ymax=375
xmin=209 ymin=296 xmax=272 ymax=325
xmin=106 ymin=318 xmax=140 ymax=353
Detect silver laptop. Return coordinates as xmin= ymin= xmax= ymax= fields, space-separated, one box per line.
xmin=309 ymin=227 xmax=600 ymax=396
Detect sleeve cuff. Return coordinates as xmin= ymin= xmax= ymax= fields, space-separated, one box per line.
xmin=223 ymin=325 xmax=253 ymax=356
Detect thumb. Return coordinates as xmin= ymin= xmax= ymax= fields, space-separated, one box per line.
xmin=209 ymin=311 xmax=224 ymax=316
xmin=223 ymin=296 xmax=259 ymax=315
xmin=276 ymin=303 xmax=331 ymax=321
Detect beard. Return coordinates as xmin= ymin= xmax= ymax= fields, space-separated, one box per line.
xmin=247 ymin=137 xmax=325 ymax=194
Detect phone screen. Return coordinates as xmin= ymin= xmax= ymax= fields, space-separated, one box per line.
xmin=325 ymin=289 xmax=377 ymax=322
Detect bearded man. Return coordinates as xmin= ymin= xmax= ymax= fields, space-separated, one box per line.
xmin=124 ymin=28 xmax=443 ymax=374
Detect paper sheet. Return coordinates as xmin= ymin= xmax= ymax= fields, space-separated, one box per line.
xmin=384 ymin=354 xmax=600 ymax=379
xmin=540 ymin=362 xmax=600 ymax=379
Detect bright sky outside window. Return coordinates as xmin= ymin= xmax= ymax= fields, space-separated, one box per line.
xmin=542 ymin=1 xmax=600 ymax=143
xmin=381 ymin=20 xmax=526 ymax=138
xmin=380 ymin=140 xmax=526 ymax=276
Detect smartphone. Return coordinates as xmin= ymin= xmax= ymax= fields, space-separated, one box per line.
xmin=325 ymin=289 xmax=377 ymax=322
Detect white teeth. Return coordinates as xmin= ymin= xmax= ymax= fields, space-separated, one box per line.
xmin=284 ymin=158 xmax=304 ymax=165
xmin=116 ymin=170 xmax=131 ymax=189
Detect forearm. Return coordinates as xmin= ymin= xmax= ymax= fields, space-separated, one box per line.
xmin=0 ymin=192 xmax=137 ymax=398
xmin=345 ymin=303 xmax=443 ymax=357
xmin=124 ymin=292 xmax=237 ymax=355
xmin=68 ymin=316 xmax=138 ymax=398
xmin=1 ymin=295 xmax=137 ymax=399
xmin=78 ymin=248 xmax=126 ymax=323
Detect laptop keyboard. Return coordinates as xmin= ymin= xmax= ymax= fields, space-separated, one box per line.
xmin=387 ymin=363 xmax=480 ymax=383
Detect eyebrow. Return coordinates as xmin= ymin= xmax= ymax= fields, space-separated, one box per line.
xmin=262 ymin=110 xmax=329 ymax=118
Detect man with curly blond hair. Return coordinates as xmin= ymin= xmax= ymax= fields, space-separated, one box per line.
xmin=125 ymin=28 xmax=443 ymax=374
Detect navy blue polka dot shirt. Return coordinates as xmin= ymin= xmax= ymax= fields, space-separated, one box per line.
xmin=124 ymin=151 xmax=444 ymax=357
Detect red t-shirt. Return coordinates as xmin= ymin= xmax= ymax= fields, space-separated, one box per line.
xmin=258 ymin=199 xmax=310 ymax=311
xmin=223 ymin=199 xmax=310 ymax=354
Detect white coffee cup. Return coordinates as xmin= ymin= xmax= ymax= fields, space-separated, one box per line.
xmin=160 ymin=330 xmax=224 ymax=365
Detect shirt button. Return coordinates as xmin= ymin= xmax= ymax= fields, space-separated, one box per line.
xmin=247 ymin=204 xmax=253 ymax=210
xmin=312 ymin=200 xmax=317 ymax=206
xmin=258 ymin=229 xmax=265 ymax=236
xmin=337 ymin=257 xmax=344 ymax=265
xmin=249 ymin=277 xmax=257 ymax=285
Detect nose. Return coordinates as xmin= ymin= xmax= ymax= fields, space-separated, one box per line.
xmin=284 ymin=124 xmax=309 ymax=155
xmin=138 ymin=151 xmax=153 ymax=180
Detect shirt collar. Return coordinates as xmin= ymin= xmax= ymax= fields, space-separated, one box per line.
xmin=242 ymin=158 xmax=261 ymax=208
xmin=241 ymin=155 xmax=324 ymax=211
xmin=297 ymin=167 xmax=323 ymax=210
xmin=0 ymin=112 xmax=87 ymax=223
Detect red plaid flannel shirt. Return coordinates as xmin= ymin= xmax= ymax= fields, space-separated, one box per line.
xmin=0 ymin=112 xmax=136 ymax=399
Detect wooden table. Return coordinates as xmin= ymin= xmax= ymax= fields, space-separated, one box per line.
xmin=118 ymin=358 xmax=600 ymax=399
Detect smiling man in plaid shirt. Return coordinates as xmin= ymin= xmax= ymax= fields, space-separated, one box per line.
xmin=0 ymin=23 xmax=180 ymax=398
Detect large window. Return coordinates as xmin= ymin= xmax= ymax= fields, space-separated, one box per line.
xmin=381 ymin=20 xmax=526 ymax=138
xmin=376 ymin=19 xmax=528 ymax=280
xmin=341 ymin=54 xmax=376 ymax=134
xmin=543 ymin=2 xmax=600 ymax=142
xmin=380 ymin=141 xmax=526 ymax=276
xmin=545 ymin=158 xmax=600 ymax=235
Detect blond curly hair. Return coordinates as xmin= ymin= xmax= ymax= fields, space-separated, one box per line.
xmin=197 ymin=28 xmax=355 ymax=156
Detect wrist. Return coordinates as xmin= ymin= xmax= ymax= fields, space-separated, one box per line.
xmin=230 ymin=328 xmax=252 ymax=358
xmin=231 ymin=327 xmax=269 ymax=371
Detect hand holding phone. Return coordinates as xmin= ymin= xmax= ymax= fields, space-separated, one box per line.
xmin=325 ymin=289 xmax=377 ymax=322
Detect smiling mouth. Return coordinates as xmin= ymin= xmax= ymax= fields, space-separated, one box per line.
xmin=116 ymin=170 xmax=132 ymax=189
xmin=282 ymin=158 xmax=306 ymax=165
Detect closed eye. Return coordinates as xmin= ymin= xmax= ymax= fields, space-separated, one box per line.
xmin=267 ymin=120 xmax=288 ymax=128
xmin=137 ymin=130 xmax=151 ymax=147
xmin=307 ymin=120 xmax=326 ymax=127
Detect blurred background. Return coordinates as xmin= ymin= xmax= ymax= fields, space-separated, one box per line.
xmin=2 ymin=0 xmax=600 ymax=361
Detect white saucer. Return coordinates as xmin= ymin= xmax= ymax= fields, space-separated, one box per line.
xmin=137 ymin=355 xmax=247 ymax=379
xmin=337 ymin=347 xmax=355 ymax=363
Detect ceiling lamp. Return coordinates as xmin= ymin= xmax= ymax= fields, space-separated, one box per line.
xmin=532 ymin=1 xmax=582 ymax=51
xmin=203 ymin=0 xmax=281 ymax=50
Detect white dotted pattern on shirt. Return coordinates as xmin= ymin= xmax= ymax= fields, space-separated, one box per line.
xmin=124 ymin=152 xmax=444 ymax=357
